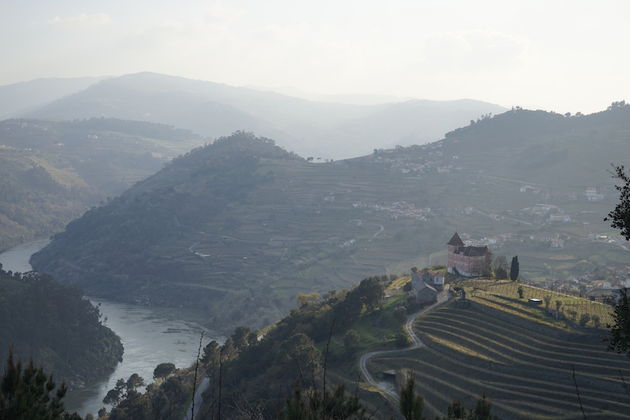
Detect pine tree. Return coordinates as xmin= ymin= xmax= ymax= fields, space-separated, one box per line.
xmin=400 ymin=371 xmax=424 ymax=420
xmin=608 ymin=288 xmax=630 ymax=357
xmin=510 ymin=256 xmax=519 ymax=281
xmin=0 ymin=349 xmax=81 ymax=420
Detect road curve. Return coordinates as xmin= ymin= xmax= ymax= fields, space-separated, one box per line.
xmin=358 ymin=288 xmax=450 ymax=403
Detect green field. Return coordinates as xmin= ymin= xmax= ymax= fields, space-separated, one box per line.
xmin=367 ymin=282 xmax=630 ymax=419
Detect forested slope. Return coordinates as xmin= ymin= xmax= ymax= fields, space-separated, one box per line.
xmin=0 ymin=266 xmax=123 ymax=388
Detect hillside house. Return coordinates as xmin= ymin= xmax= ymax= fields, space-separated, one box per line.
xmin=420 ymin=268 xmax=445 ymax=288
xmin=411 ymin=267 xmax=438 ymax=304
xmin=447 ymin=232 xmax=490 ymax=277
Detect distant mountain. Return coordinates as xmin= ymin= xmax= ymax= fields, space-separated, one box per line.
xmin=0 ymin=118 xmax=201 ymax=251
xmin=24 ymin=72 xmax=506 ymax=158
xmin=0 ymin=76 xmax=105 ymax=119
xmin=32 ymin=106 xmax=630 ymax=332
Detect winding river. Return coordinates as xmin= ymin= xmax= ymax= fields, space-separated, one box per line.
xmin=0 ymin=240 xmax=221 ymax=417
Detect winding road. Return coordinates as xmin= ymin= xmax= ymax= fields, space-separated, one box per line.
xmin=358 ymin=288 xmax=451 ymax=403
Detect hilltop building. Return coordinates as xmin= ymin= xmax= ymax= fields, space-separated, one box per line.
xmin=447 ymin=232 xmax=490 ymax=277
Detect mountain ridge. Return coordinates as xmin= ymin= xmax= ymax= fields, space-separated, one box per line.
xmin=18 ymin=72 xmax=506 ymax=159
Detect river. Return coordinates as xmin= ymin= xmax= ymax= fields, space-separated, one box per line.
xmin=0 ymin=240 xmax=221 ymax=417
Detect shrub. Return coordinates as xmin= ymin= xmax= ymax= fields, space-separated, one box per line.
xmin=395 ymin=332 xmax=411 ymax=348
xmin=579 ymin=313 xmax=591 ymax=327
xmin=394 ymin=306 xmax=407 ymax=323
xmin=592 ymin=314 xmax=601 ymax=328
xmin=343 ymin=330 xmax=361 ymax=355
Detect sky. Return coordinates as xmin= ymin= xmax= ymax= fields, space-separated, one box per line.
xmin=1 ymin=0 xmax=628 ymax=113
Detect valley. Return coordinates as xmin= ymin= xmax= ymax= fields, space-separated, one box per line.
xmin=31 ymin=106 xmax=630 ymax=334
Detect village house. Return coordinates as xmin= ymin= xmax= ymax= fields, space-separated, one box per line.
xmin=447 ymin=232 xmax=491 ymax=277
xmin=410 ymin=267 xmax=438 ymax=304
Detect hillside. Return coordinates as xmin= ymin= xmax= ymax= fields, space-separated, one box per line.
xmin=369 ymin=279 xmax=630 ymax=419
xmin=32 ymin=106 xmax=630 ymax=332
xmin=0 ymin=76 xmax=104 ymax=119
xmin=23 ymin=72 xmax=506 ymax=158
xmin=0 ymin=118 xmax=202 ymax=251
xmin=93 ymin=274 xmax=628 ymax=420
xmin=0 ymin=266 xmax=123 ymax=389
xmin=94 ymin=274 xmax=405 ymax=420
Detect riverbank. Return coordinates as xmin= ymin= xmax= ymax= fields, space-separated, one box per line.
xmin=0 ymin=239 xmax=222 ymax=417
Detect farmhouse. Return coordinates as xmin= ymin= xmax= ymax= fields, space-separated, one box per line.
xmin=447 ymin=232 xmax=490 ymax=277
xmin=410 ymin=267 xmax=438 ymax=304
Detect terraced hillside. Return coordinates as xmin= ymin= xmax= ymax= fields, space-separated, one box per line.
xmin=0 ymin=118 xmax=201 ymax=250
xmin=368 ymin=282 xmax=630 ymax=419
xmin=33 ymin=106 xmax=630 ymax=332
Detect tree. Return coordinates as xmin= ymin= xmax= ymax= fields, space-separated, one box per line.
xmin=153 ymin=363 xmax=176 ymax=380
xmin=592 ymin=314 xmax=601 ymax=329
xmin=446 ymin=401 xmax=467 ymax=418
xmin=607 ymin=288 xmax=630 ymax=357
xmin=279 ymin=384 xmax=369 ymax=420
xmin=0 ymin=349 xmax=81 ymax=420
xmin=400 ymin=371 xmax=424 ymax=420
xmin=443 ymin=395 xmax=497 ymax=419
xmin=103 ymin=379 xmax=126 ymax=406
xmin=472 ymin=394 xmax=496 ymax=420
xmin=492 ymin=256 xmax=508 ymax=279
xmin=201 ymin=340 xmax=220 ymax=364
xmin=543 ymin=295 xmax=552 ymax=310
xmin=510 ymin=256 xmax=519 ymax=281
xmin=605 ymin=166 xmax=630 ymax=356
xmin=517 ymin=286 xmax=524 ymax=299
xmin=356 ymin=277 xmax=385 ymax=311
xmin=103 ymin=373 xmax=145 ymax=408
xmin=605 ymin=165 xmax=630 ymax=240
xmin=555 ymin=300 xmax=563 ymax=318
xmin=579 ymin=313 xmax=591 ymax=327
xmin=231 ymin=326 xmax=256 ymax=350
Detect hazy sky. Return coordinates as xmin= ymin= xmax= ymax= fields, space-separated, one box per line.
xmin=1 ymin=0 xmax=628 ymax=113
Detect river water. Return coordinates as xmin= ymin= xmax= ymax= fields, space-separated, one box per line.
xmin=0 ymin=240 xmax=221 ymax=417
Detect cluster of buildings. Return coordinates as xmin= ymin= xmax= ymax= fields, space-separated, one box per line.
xmin=410 ymin=233 xmax=492 ymax=304
xmin=351 ymin=201 xmax=432 ymax=221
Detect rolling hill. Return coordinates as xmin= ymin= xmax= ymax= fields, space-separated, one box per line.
xmin=31 ymin=105 xmax=630 ymax=332
xmin=22 ymin=72 xmax=506 ymax=158
xmin=0 ymin=118 xmax=202 ymax=251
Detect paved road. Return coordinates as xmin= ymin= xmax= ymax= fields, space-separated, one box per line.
xmin=183 ymin=377 xmax=209 ymax=420
xmin=358 ymin=288 xmax=450 ymax=403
